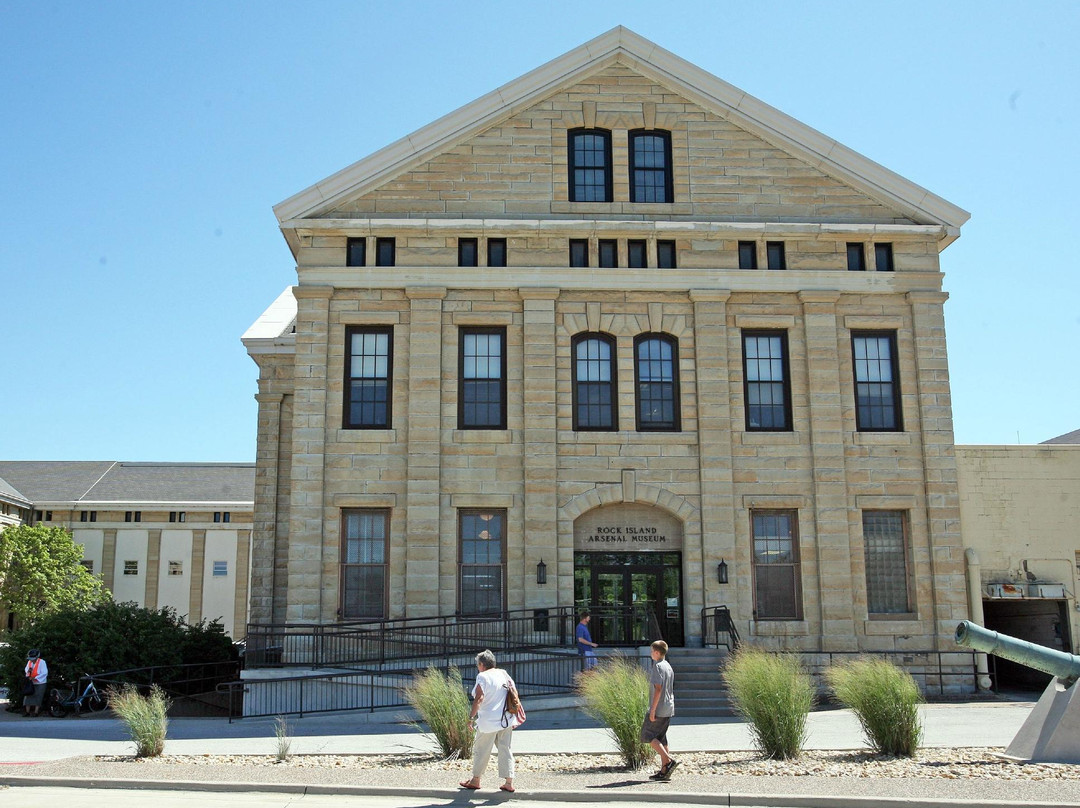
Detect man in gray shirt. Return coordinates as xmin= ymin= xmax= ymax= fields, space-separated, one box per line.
xmin=640 ymin=639 xmax=678 ymax=780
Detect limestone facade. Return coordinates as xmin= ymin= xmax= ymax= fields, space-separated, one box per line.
xmin=245 ymin=28 xmax=971 ymax=650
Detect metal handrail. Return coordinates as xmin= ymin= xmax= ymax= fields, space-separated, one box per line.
xmin=700 ymin=605 xmax=740 ymax=651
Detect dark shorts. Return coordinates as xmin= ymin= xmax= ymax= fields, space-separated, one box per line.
xmin=640 ymin=715 xmax=671 ymax=745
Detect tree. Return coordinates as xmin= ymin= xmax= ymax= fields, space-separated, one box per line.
xmin=0 ymin=524 xmax=110 ymax=625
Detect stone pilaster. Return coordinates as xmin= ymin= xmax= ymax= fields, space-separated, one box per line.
xmin=520 ymin=287 xmax=560 ymax=610
xmin=286 ymin=285 xmax=333 ymax=622
xmin=188 ymin=529 xmax=206 ymax=623
xmin=908 ymin=290 xmax=967 ymax=644
xmin=690 ymin=289 xmax=734 ymax=641
xmin=234 ymin=529 xmax=252 ymax=636
xmin=251 ymin=391 xmax=283 ymax=623
xmin=799 ymin=290 xmax=856 ymax=650
xmin=144 ymin=529 xmax=161 ymax=610
xmin=102 ymin=528 xmax=117 ymax=592
xmin=404 ymin=286 xmax=446 ymax=617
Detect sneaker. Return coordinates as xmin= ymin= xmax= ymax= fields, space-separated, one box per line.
xmin=660 ymin=759 xmax=679 ymax=780
xmin=648 ymin=769 xmax=666 ymax=780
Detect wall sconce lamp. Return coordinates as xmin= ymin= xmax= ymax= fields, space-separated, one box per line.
xmin=536 ymin=559 xmax=547 ymax=586
xmin=717 ymin=559 xmax=729 ymax=585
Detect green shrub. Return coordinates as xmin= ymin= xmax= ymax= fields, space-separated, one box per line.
xmin=273 ymin=715 xmax=292 ymax=762
xmin=723 ymin=648 xmax=815 ymax=760
xmin=110 ymin=684 xmax=170 ymax=757
xmin=826 ymin=658 xmax=922 ymax=756
xmin=576 ymin=657 xmax=653 ymax=769
xmin=0 ymin=602 xmax=235 ymax=703
xmin=402 ymin=666 xmax=474 ymax=759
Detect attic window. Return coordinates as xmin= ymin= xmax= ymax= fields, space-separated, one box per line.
xmin=629 ymin=130 xmax=673 ymax=203
xmin=375 ymin=238 xmax=396 ymax=267
xmin=347 ymin=238 xmax=366 ymax=267
xmin=568 ymin=129 xmax=612 ymax=202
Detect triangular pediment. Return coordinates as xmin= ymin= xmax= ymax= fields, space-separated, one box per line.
xmin=275 ymin=27 xmax=967 ymax=239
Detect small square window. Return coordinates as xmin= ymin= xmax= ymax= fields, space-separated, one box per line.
xmin=627 ymin=240 xmax=647 ymax=268
xmin=847 ymin=243 xmax=866 ymax=271
xmin=80 ymin=559 xmax=94 ymax=574
xmin=213 ymin=512 xmax=221 ymax=523
xmin=223 ymin=512 xmax=231 ymax=523
xmin=458 ymin=238 xmax=478 ymax=267
xmin=123 ymin=560 xmax=139 ymax=576
xmin=134 ymin=511 xmax=140 ymax=522
xmin=168 ymin=560 xmax=184 ymax=576
xmin=875 ymin=243 xmax=894 ymax=272
xmin=657 ymin=240 xmax=677 ymax=269
xmin=346 ymin=237 xmax=366 ymax=267
xmin=34 ymin=510 xmax=42 ymax=521
xmin=569 ymin=239 xmax=589 ymax=268
xmin=375 ymin=237 xmax=396 ymax=267
xmin=213 ymin=560 xmax=229 ymax=577
xmin=598 ymin=239 xmax=618 ymax=268
xmin=169 ymin=512 xmax=176 ymax=523
xmin=45 ymin=511 xmax=52 ymax=521
xmin=487 ymin=238 xmax=507 ymax=267
xmin=125 ymin=511 xmax=132 ymax=522
xmin=767 ymin=242 xmax=786 ymax=270
xmin=178 ymin=512 xmax=186 ymax=523
xmin=90 ymin=511 xmax=96 ymax=522
xmin=738 ymin=241 xmax=758 ymax=269
xmin=80 ymin=511 xmax=88 ymax=522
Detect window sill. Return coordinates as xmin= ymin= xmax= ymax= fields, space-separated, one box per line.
xmin=865 ymin=615 xmax=918 ymax=629
xmin=453 ymin=429 xmax=514 ymax=443
xmin=741 ymin=431 xmax=802 ymax=445
xmin=558 ymin=430 xmax=696 ymax=445
xmin=336 ymin=429 xmax=398 ymax=442
xmin=852 ymin=431 xmax=911 ymax=446
xmin=551 ymin=201 xmax=694 ymax=216
xmin=749 ymin=620 xmax=808 ymax=636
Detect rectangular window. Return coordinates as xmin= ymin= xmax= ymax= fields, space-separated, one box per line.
xmin=635 ymin=335 xmax=680 ymax=431
xmin=375 ymin=237 xmax=395 ymax=267
xmin=341 ymin=510 xmax=387 ymax=618
xmin=80 ymin=511 xmax=88 ymax=522
xmin=847 ymin=242 xmax=866 ymax=271
xmin=568 ymin=129 xmax=612 ymax=202
xmin=656 ymin=240 xmax=677 ymax=269
xmin=133 ymin=511 xmax=140 ymax=522
xmin=766 ymin=241 xmax=786 ymax=270
xmin=458 ymin=238 xmax=478 ymax=267
xmin=459 ymin=509 xmax=506 ymax=615
xmin=569 ymin=239 xmax=589 ymax=268
xmin=742 ymin=331 xmax=792 ymax=431
xmin=751 ymin=510 xmax=802 ymax=620
xmin=863 ymin=511 xmax=912 ymax=615
xmin=573 ymin=334 xmax=618 ymax=430
xmin=627 ymin=240 xmax=647 ymax=268
xmin=346 ymin=237 xmax=366 ymax=267
xmin=125 ymin=511 xmax=132 ymax=523
xmin=90 ymin=511 xmax=96 ymax=523
xmin=738 ymin=241 xmax=758 ymax=269
xmin=123 ymin=560 xmax=139 ymax=576
xmin=875 ymin=243 xmax=894 ymax=272
xmin=80 ymin=559 xmax=94 ymax=574
xmin=598 ymin=239 xmax=618 ymax=268
xmin=45 ymin=511 xmax=52 ymax=521
xmin=213 ymin=512 xmax=221 ymax=523
xmin=168 ymin=560 xmax=184 ymax=576
xmin=459 ymin=327 xmax=507 ymax=429
xmin=223 ymin=512 xmax=230 ymax=523
xmin=345 ymin=326 xmax=393 ymax=429
xmin=169 ymin=511 xmax=176 ymax=523
xmin=629 ymin=130 xmax=673 ymax=203
xmin=213 ymin=560 xmax=229 ymax=577
xmin=487 ymin=238 xmax=507 ymax=268
xmin=852 ymin=332 xmax=902 ymax=431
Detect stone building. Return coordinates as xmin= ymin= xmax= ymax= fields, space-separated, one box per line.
xmin=244 ymin=27 xmax=972 ymax=651
xmin=0 ymin=461 xmax=254 ymax=637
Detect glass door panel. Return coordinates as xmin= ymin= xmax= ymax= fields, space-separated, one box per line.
xmin=594 ymin=572 xmax=624 ymax=645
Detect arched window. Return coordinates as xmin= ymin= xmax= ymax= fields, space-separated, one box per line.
xmin=634 ymin=334 xmax=680 ymax=431
xmin=572 ymin=333 xmax=618 ymax=431
xmin=568 ymin=128 xmax=612 ymax=202
xmin=629 ymin=130 xmax=673 ymax=203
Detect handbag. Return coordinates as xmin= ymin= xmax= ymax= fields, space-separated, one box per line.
xmin=501 ymin=680 xmax=526 ymax=728
xmin=22 ymin=677 xmax=35 ymax=696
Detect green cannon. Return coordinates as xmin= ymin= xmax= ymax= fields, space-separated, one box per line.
xmin=955 ymin=620 xmax=1080 ymax=763
xmin=955 ymin=620 xmax=1080 ymax=685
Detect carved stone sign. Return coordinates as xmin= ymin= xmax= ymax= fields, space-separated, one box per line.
xmin=574 ymin=503 xmax=683 ymax=551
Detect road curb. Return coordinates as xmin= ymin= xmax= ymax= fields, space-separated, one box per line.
xmin=0 ymin=775 xmax=1078 ymax=808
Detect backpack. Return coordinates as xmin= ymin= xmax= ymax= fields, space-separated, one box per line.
xmin=501 ymin=679 xmax=526 ymax=728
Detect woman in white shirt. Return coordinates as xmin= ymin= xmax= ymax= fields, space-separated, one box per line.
xmin=23 ymin=649 xmax=48 ymax=717
xmin=459 ymin=649 xmax=517 ymax=793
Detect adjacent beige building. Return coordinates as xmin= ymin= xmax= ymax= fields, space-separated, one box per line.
xmin=244 ymin=27 xmax=973 ymax=652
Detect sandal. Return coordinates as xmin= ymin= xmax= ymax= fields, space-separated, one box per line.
xmin=460 ymin=781 xmax=480 ymax=789
xmin=499 ymin=784 xmax=515 ymax=792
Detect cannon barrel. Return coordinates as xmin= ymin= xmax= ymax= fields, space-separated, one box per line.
xmin=955 ymin=621 xmax=1080 ymax=684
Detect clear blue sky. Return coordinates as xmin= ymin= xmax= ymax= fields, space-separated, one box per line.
xmin=2 ymin=2 xmax=1077 ymax=461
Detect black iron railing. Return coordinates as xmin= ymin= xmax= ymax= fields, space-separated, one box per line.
xmin=243 ymin=606 xmax=577 ymax=669
xmin=700 ymin=605 xmax=740 ymax=651
xmin=89 ymin=660 xmax=242 ymax=715
xmin=220 ymin=649 xmax=583 ymax=721
xmin=794 ymin=649 xmax=988 ymax=697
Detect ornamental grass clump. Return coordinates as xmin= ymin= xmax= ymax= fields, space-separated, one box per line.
xmin=575 ymin=657 xmax=653 ymax=769
xmin=723 ymin=648 xmax=815 ymax=760
xmin=402 ymin=666 xmax=474 ymax=759
xmin=273 ymin=714 xmax=292 ymax=762
xmin=109 ymin=684 xmax=170 ymax=758
xmin=826 ymin=658 xmax=923 ymax=757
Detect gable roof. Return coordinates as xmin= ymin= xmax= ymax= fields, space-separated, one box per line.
xmin=274 ymin=26 xmax=969 ymax=250
xmin=1042 ymin=428 xmax=1080 ymax=445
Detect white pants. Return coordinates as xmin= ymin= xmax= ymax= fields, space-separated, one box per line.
xmin=471 ymin=726 xmax=514 ymax=780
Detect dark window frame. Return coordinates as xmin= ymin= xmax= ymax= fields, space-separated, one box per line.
xmin=628 ymin=129 xmax=673 ymax=203
xmin=458 ymin=508 xmax=507 ymax=616
xmin=750 ymin=509 xmax=804 ymax=621
xmin=458 ymin=238 xmax=478 ymax=267
xmin=738 ymin=241 xmax=758 ymax=269
xmin=656 ymin=240 xmax=677 ymax=269
xmin=851 ymin=331 xmax=903 ymax=432
xmin=458 ymin=326 xmax=508 ymax=430
xmin=598 ymin=239 xmax=618 ymax=268
xmin=847 ymin=242 xmax=866 ymax=271
xmin=627 ymin=239 xmax=647 ymax=268
xmin=741 ymin=330 xmax=793 ymax=432
xmin=571 ymin=332 xmax=619 ymax=432
xmin=344 ymin=325 xmax=394 ymax=429
xmin=875 ymin=243 xmax=894 ymax=272
xmin=375 ymin=237 xmax=396 ymax=267
xmin=569 ymin=239 xmax=589 ymax=268
xmin=633 ymin=333 xmax=681 ymax=432
xmin=346 ymin=237 xmax=366 ymax=267
xmin=340 ymin=508 xmax=390 ymax=620
xmin=568 ymin=128 xmax=613 ymax=202
xmin=862 ymin=510 xmax=914 ymax=617
xmin=766 ymin=241 xmax=786 ymax=270
xmin=487 ymin=238 xmax=507 ymax=267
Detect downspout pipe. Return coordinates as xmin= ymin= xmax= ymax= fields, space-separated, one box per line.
xmin=965 ymin=548 xmax=993 ymax=690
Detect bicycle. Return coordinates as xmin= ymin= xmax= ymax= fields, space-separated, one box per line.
xmin=47 ymin=675 xmax=108 ymax=717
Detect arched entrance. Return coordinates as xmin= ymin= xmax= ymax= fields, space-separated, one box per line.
xmin=573 ymin=503 xmax=684 ymax=646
